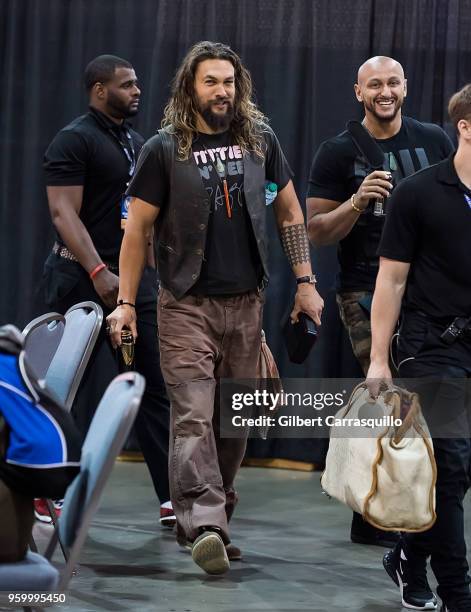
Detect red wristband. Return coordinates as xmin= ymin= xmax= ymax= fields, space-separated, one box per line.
xmin=89 ymin=263 xmax=107 ymax=279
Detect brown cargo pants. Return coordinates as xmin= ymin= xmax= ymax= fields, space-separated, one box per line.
xmin=157 ymin=287 xmax=264 ymax=544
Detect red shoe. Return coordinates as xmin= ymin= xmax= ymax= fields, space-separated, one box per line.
xmin=159 ymin=501 xmax=176 ymax=528
xmin=34 ymin=499 xmax=52 ymax=523
xmin=34 ymin=499 xmax=63 ymax=524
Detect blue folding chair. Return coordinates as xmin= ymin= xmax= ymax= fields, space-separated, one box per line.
xmin=0 ymin=372 xmax=145 ymax=611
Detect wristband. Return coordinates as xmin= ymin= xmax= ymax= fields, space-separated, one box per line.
xmin=351 ymin=193 xmax=363 ymax=214
xmin=89 ymin=263 xmax=107 ymax=279
xmin=117 ymin=299 xmax=136 ymax=309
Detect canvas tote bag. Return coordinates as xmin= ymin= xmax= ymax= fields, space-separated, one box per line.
xmin=321 ymin=382 xmax=437 ymax=532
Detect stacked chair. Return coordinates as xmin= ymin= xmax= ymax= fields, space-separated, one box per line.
xmin=0 ymin=302 xmax=146 ymax=610
xmin=0 ymin=372 xmax=145 ymax=611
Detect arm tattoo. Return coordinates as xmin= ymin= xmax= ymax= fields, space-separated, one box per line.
xmin=280 ymin=223 xmax=311 ymax=267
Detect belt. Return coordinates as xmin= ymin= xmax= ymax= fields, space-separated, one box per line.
xmin=405 ymin=309 xmax=471 ymax=337
xmin=53 ymin=242 xmax=78 ymax=262
xmin=407 ymin=308 xmax=464 ymax=326
xmin=52 ymin=242 xmax=119 ymax=273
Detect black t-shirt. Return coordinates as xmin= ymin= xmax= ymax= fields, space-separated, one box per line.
xmin=307 ymin=116 xmax=454 ymax=291
xmin=378 ymin=154 xmax=471 ymax=319
xmin=126 ymin=127 xmax=293 ymax=295
xmin=44 ymin=107 xmax=144 ymax=263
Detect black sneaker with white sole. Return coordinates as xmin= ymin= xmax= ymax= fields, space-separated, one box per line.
xmin=383 ymin=543 xmax=437 ymax=610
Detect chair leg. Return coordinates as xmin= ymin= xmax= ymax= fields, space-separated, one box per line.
xmin=43 ymin=526 xmax=59 ymax=560
xmin=29 ymin=534 xmax=38 ymax=552
xmin=45 ymin=499 xmax=69 ymax=563
xmin=45 ymin=499 xmax=58 ymax=525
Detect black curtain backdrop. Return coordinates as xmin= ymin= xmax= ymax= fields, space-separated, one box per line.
xmin=2 ymin=0 xmax=471 ymax=462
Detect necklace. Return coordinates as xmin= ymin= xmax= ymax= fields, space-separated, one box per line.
xmin=200 ymin=142 xmax=232 ymax=219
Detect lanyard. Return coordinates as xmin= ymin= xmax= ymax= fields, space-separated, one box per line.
xmin=89 ymin=108 xmax=136 ymax=176
xmin=107 ymin=127 xmax=136 ymax=177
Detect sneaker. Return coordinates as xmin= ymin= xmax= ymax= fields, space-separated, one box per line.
xmin=350 ymin=512 xmax=399 ymax=548
xmin=178 ymin=534 xmax=241 ymax=560
xmin=34 ymin=499 xmax=52 ymax=523
xmin=383 ymin=544 xmax=437 ymax=610
xmin=191 ymin=529 xmax=230 ymax=575
xmin=160 ymin=501 xmax=176 ymax=528
xmin=34 ymin=498 xmax=63 ymax=524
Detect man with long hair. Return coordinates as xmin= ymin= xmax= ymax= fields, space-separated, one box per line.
xmin=107 ymin=41 xmax=323 ymax=575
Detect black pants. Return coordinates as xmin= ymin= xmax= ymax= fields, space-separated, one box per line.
xmin=398 ymin=311 xmax=471 ymax=606
xmin=43 ymin=255 xmax=171 ymax=504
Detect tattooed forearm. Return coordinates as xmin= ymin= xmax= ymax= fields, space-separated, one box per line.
xmin=280 ymin=224 xmax=311 ymax=267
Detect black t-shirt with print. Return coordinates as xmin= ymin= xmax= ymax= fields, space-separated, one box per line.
xmin=127 ymin=128 xmax=293 ymax=295
xmin=307 ymin=116 xmax=454 ymax=291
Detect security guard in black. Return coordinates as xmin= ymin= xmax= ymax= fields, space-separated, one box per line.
xmin=44 ymin=107 xmax=143 ymax=265
xmin=378 ymin=153 xmax=471 ymax=319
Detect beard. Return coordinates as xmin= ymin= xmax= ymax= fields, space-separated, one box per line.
xmin=198 ymin=98 xmax=234 ymax=132
xmin=107 ymin=90 xmax=139 ymax=119
xmin=364 ymin=97 xmax=403 ymax=123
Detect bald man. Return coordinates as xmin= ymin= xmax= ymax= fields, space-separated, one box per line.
xmin=306 ymin=56 xmax=453 ymax=552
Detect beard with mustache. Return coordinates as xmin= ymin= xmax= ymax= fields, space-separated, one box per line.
xmin=197 ymin=97 xmax=235 ymax=132
xmin=363 ymin=96 xmax=403 ymax=124
xmin=106 ymin=90 xmax=139 ymax=119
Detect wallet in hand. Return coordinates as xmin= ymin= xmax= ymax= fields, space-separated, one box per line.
xmin=282 ymin=312 xmax=318 ymax=364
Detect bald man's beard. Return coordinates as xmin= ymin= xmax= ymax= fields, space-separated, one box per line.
xmin=364 ymin=97 xmax=403 ymax=123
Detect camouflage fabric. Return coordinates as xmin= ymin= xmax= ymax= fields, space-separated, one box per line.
xmin=337 ymin=291 xmax=372 ymax=375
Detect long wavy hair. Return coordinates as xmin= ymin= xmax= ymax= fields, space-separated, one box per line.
xmin=162 ymin=41 xmax=267 ymax=160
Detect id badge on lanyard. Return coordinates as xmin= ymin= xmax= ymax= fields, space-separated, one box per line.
xmin=121 ymin=195 xmax=132 ymax=229
xmin=119 ymin=129 xmax=136 ymax=230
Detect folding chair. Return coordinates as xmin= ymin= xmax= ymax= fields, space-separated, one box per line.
xmin=45 ymin=301 xmax=103 ymax=411
xmin=22 ymin=313 xmax=66 ymax=380
xmin=0 ymin=372 xmax=145 ymax=611
xmin=26 ymin=302 xmax=102 ymax=547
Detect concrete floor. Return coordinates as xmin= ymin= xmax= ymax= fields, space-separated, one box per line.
xmin=26 ymin=464 xmax=471 ymax=612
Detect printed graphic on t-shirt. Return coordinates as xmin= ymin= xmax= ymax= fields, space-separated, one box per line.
xmin=353 ymin=147 xmax=431 ymax=183
xmin=193 ymin=144 xmax=244 ymax=214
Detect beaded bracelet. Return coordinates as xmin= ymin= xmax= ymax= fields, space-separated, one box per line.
xmin=351 ymin=193 xmax=364 ymax=213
